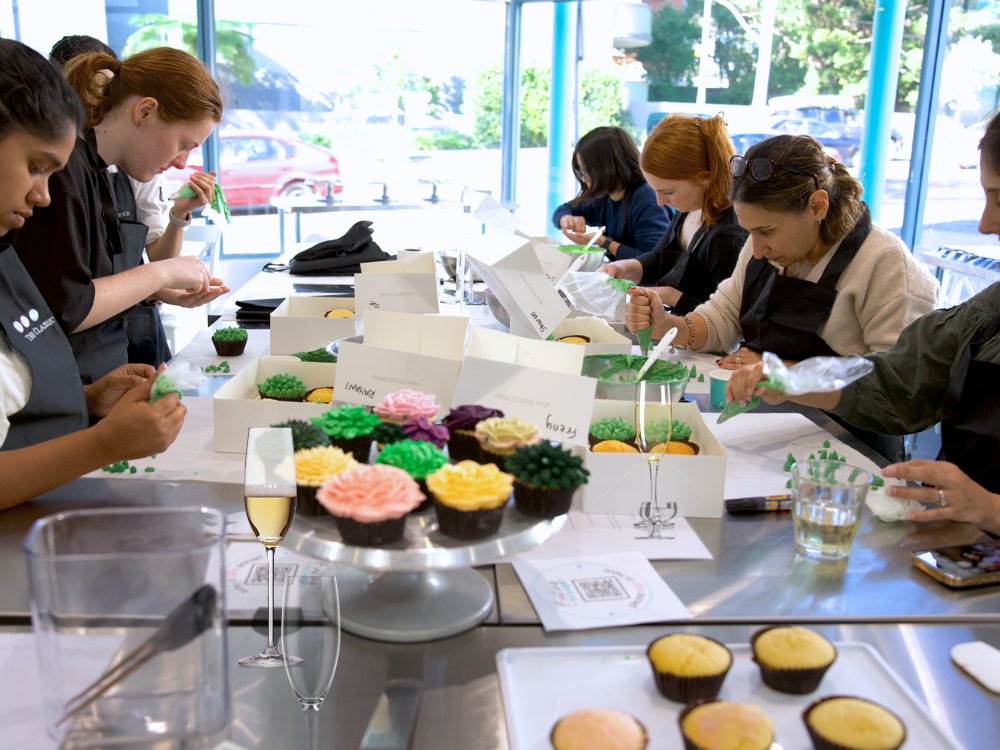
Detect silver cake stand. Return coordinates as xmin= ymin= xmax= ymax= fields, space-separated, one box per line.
xmin=285 ymin=505 xmax=564 ymax=642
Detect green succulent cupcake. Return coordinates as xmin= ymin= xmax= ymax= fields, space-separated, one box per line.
xmin=257 ymin=372 xmax=307 ymax=402
xmin=642 ymin=418 xmax=700 ymax=455
xmin=372 ymin=421 xmax=407 ymax=449
xmin=506 ymin=442 xmax=589 ymax=518
xmin=588 ymin=416 xmax=637 ymax=449
xmin=270 ymin=419 xmax=331 ymax=452
xmin=310 ymin=404 xmax=381 ymax=463
xmin=212 ymin=325 xmax=248 ymax=356
xmin=375 ymin=439 xmax=448 ymax=511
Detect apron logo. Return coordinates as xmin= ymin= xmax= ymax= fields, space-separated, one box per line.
xmin=15 ymin=310 xmax=55 ymax=341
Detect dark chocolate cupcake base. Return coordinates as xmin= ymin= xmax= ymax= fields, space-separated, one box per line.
xmin=296 ymin=484 xmax=328 ymax=516
xmin=414 ymin=478 xmax=433 ymax=513
xmin=328 ymin=434 xmax=374 ymax=464
xmin=433 ymin=498 xmax=507 ymax=540
xmin=513 ymin=481 xmax=574 ymax=519
xmin=446 ymin=430 xmax=483 ymax=463
xmin=333 ymin=514 xmax=406 ymax=547
xmin=212 ymin=337 xmax=247 ymax=356
xmin=479 ymin=448 xmax=513 ymax=472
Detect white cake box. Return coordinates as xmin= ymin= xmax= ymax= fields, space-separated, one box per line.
xmin=212 ymin=357 xmax=342 ymax=453
xmin=269 ymin=296 xmax=358 ymax=356
xmin=549 ymin=316 xmax=632 ymax=356
xmin=581 ymin=400 xmax=727 ymax=518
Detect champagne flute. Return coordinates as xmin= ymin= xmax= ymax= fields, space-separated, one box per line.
xmin=634 ymin=382 xmax=674 ymax=536
xmin=239 ymin=427 xmax=303 ymax=668
xmin=281 ymin=573 xmax=341 ymax=750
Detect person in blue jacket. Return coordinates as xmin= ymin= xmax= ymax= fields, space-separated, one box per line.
xmin=552 ymin=126 xmax=671 ymax=260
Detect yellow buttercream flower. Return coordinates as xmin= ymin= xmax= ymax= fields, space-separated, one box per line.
xmin=426 ymin=460 xmax=513 ymax=511
xmin=294 ymin=446 xmax=359 ymax=488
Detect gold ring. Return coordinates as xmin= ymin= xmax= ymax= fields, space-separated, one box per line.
xmin=736 ymin=357 xmax=743 ymax=365
xmin=939 ymin=489 xmax=947 ymax=507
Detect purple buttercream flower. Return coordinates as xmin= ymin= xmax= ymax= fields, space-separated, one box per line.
xmin=441 ymin=404 xmax=505 ymax=432
xmin=402 ymin=417 xmax=450 ymax=449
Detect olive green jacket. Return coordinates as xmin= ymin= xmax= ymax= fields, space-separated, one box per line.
xmin=833 ymin=282 xmax=1000 ymax=436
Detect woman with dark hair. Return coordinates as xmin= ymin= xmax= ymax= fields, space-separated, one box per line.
xmin=727 ymin=111 xmax=1000 ymax=532
xmin=626 ymin=134 xmax=938 ymax=461
xmin=0 ymin=39 xmax=185 ymax=510
xmin=11 ymin=46 xmax=229 ymax=384
xmin=601 ymin=114 xmax=748 ymax=315
xmin=552 ymin=126 xmax=671 ymax=260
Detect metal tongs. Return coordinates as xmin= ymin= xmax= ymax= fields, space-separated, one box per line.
xmin=58 ymin=584 xmax=217 ymax=726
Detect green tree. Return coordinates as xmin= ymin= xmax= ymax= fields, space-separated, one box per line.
xmin=470 ymin=64 xmax=550 ymax=148
xmin=579 ymin=69 xmax=623 ymax=133
xmin=636 ymin=3 xmax=700 ymax=101
xmin=123 ymin=15 xmax=256 ymax=87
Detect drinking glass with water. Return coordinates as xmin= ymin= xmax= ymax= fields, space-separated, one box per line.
xmin=791 ymin=459 xmax=873 ymax=561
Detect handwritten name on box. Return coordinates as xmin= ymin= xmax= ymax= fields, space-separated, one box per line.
xmin=451 ymin=356 xmax=596 ymax=446
xmin=353 ymin=272 xmax=440 ymax=315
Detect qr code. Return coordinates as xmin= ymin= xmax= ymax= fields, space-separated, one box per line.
xmin=245 ymin=563 xmax=298 ymax=586
xmin=571 ymin=576 xmax=630 ymax=602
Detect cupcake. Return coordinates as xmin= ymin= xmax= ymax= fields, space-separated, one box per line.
xmin=374 ymin=439 xmax=448 ymax=511
xmin=211 ymin=326 xmax=247 ymax=356
xmin=316 ymin=464 xmax=424 ymax=546
xmin=325 ymin=309 xmax=355 ymax=318
xmin=474 ymin=417 xmax=542 ymax=471
xmin=803 ymin=697 xmax=906 ymax=750
xmin=270 ymin=419 xmax=330 ymax=452
xmin=293 ymin=446 xmax=358 ymax=515
xmin=557 ymin=335 xmax=591 ymax=344
xmin=751 ymin=626 xmax=837 ymax=694
xmin=310 ymin=404 xmax=380 ymax=463
xmin=589 ymin=417 xmax=637 ymax=449
xmin=591 ymin=440 xmax=639 ymax=453
xmin=257 ymin=373 xmax=307 ymax=402
xmin=372 ymin=421 xmax=407 ymax=450
xmin=679 ymin=700 xmax=774 ymax=750
xmin=373 ymin=389 xmax=439 ymax=423
xmin=442 ymin=405 xmax=504 ymax=463
xmin=551 ymin=708 xmax=647 ymax=750
xmin=506 ymin=442 xmax=589 ymax=518
xmin=402 ymin=417 xmax=450 ymax=449
xmin=647 ymin=634 xmax=733 ymax=703
xmin=641 ymin=418 xmax=699 ymax=454
xmin=305 ymin=387 xmax=334 ymax=404
xmin=426 ymin=460 xmax=513 ymax=540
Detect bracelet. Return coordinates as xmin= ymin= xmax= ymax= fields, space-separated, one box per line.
xmin=675 ymin=315 xmax=697 ymax=349
xmin=168 ymin=207 xmax=192 ymax=227
xmin=601 ymin=236 xmax=612 ymax=250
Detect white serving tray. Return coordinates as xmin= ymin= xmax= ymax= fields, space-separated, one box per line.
xmin=496 ymin=643 xmax=965 ymax=750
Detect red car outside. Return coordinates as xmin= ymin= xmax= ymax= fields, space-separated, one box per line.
xmin=167 ymin=130 xmax=343 ymax=207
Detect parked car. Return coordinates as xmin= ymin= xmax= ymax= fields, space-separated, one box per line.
xmin=729 ymin=127 xmax=844 ymax=166
xmin=769 ymin=118 xmax=861 ymax=166
xmin=771 ymin=107 xmax=907 ymax=158
xmin=168 ymin=131 xmax=343 ymax=207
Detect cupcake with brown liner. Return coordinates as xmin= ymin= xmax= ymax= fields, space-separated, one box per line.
xmin=678 ymin=700 xmax=774 ymax=750
xmin=372 ymin=420 xmax=407 ymax=450
xmin=373 ymin=389 xmax=439 ymax=424
xmin=647 ymin=633 xmax=733 ymax=703
xmin=506 ymin=442 xmax=589 ymax=518
xmin=642 ymin=418 xmax=699 ymax=454
xmin=304 ymin=387 xmax=335 ymax=404
xmin=316 ymin=464 xmax=424 ymax=546
xmin=803 ymin=696 xmax=906 ymax=750
xmin=557 ymin=335 xmax=591 ymax=344
xmin=588 ymin=417 xmax=637 ymax=450
xmin=310 ymin=404 xmax=380 ymax=463
xmin=750 ymin=626 xmax=837 ymax=695
xmin=550 ymin=708 xmax=648 ymax=750
xmin=293 ymin=446 xmax=358 ymax=515
xmin=211 ymin=325 xmax=247 ymax=356
xmin=426 ymin=460 xmax=513 ymax=540
xmin=402 ymin=417 xmax=450 ymax=449
xmin=374 ymin=439 xmax=448 ymax=512
xmin=474 ymin=417 xmax=543 ymax=471
xmin=270 ymin=419 xmax=330 ymax=452
xmin=442 ymin=405 xmax=504 ymax=462
xmin=257 ymin=372 xmax=307 ymax=402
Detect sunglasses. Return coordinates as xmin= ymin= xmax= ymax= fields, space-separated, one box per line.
xmin=729 ymin=155 xmax=820 ymax=192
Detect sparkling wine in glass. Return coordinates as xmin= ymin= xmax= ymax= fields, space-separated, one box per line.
xmin=239 ymin=427 xmax=303 ymax=668
xmin=634 ymin=382 xmax=674 ymax=536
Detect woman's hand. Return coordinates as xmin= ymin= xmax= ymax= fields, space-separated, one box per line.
xmin=94 ymin=378 xmax=187 ymax=460
xmin=625 ymin=287 xmax=670 ymax=337
xmin=717 ymin=347 xmax=763 ymax=371
xmin=601 ymin=262 xmax=625 ymax=279
xmin=172 ymin=170 xmax=217 ymax=216
xmin=157 ymin=256 xmax=214 ymax=294
xmin=85 ymin=363 xmax=160 ymax=417
xmin=156 ymin=281 xmax=230 ymax=309
xmin=559 ymin=214 xmax=587 ymax=234
xmin=726 ymin=362 xmax=789 ymax=406
xmin=884 ymin=460 xmax=1000 ymax=534
xmin=563 ymin=228 xmax=600 ymax=246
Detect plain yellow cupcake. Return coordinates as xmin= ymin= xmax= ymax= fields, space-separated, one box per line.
xmin=753 ymin=626 xmax=836 ymax=670
xmin=551 ymin=708 xmax=647 ymax=750
xmin=806 ymin=698 xmax=906 ymax=750
xmin=680 ymin=701 xmax=773 ymax=750
xmin=648 ymin=634 xmax=732 ymax=677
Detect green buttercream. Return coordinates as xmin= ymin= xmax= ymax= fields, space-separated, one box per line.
xmin=310 ymin=405 xmax=380 ymax=439
xmin=148 ymin=375 xmax=182 ymax=403
xmin=636 ymin=326 xmax=652 ymax=354
xmin=604 ymin=277 xmax=637 ymax=294
xmin=212 ymin=326 xmax=247 ymax=342
xmin=697 ymin=373 xmax=704 ymax=383
xmin=271 ymin=419 xmax=330 ymax=452
xmin=555 ymin=244 xmax=605 ymax=255
xmin=372 ymin=421 xmax=407 ymax=445
xmin=589 ymin=417 xmax=636 ymax=442
xmin=173 ymin=181 xmax=231 ymax=223
xmin=506 ymin=442 xmax=589 ymax=489
xmin=643 ymin=418 xmax=691 ymax=444
xmin=584 ymin=354 xmax=689 ymax=385
xmin=257 ymin=373 xmax=307 ymax=400
xmin=375 ymin=439 xmax=447 ymax=479
xmin=292 ymin=348 xmax=336 ymax=363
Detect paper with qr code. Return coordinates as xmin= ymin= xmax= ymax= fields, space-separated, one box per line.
xmin=224 ymin=540 xmax=340 ymax=617
xmin=511 ymin=552 xmax=692 ymax=631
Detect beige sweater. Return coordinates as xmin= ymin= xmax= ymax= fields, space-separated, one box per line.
xmin=694 ymin=223 xmax=939 ymax=356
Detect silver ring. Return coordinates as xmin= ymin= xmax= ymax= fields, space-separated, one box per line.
xmin=939 ymin=489 xmax=947 ymax=507
xmin=736 ymin=357 xmax=743 ymax=365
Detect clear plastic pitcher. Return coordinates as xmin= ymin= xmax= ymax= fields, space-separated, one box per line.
xmin=23 ymin=506 xmax=230 ymax=748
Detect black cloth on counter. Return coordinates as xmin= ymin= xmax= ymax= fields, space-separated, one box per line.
xmin=288 ymin=220 xmax=390 ymax=275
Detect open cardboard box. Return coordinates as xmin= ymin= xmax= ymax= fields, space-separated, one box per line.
xmin=549 ymin=316 xmax=631 ymax=356
xmin=580 ymin=400 xmax=727 ymax=518
xmin=269 ymin=296 xmax=358 ymax=356
xmin=212 ymin=357 xmax=341 ymax=453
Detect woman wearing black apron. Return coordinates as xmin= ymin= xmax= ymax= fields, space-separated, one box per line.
xmin=625 ymin=135 xmax=939 ymax=462
xmin=11 ymin=46 xmax=227 ymax=384
xmin=552 ymin=126 xmax=671 ymax=261
xmin=0 ymin=39 xmax=185 ymax=511
xmin=601 ymin=114 xmax=748 ymax=316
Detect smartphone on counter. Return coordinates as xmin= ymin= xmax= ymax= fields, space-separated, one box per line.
xmin=911 ymin=541 xmax=1000 ymax=588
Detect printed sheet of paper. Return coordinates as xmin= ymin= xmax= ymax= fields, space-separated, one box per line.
xmin=353 ymin=272 xmax=440 ymax=315
xmin=512 ymin=552 xmax=692 ymax=631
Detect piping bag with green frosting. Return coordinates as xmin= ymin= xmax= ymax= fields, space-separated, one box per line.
xmin=148 ymin=361 xmax=205 ymax=403
xmin=602 ymin=276 xmax=652 ymax=353
xmin=717 ymin=352 xmax=875 ymax=423
xmin=171 ymin=181 xmax=231 ymax=224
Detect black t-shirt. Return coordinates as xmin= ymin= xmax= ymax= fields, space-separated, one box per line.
xmin=11 ymin=131 xmax=117 ymax=334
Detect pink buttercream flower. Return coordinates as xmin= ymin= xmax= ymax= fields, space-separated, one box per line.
xmin=373 ymin=389 xmax=439 ymax=422
xmin=317 ymin=464 xmax=424 ymax=522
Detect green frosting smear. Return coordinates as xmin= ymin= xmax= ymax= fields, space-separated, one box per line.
xmin=589 ymin=417 xmax=636 ymax=442
xmin=271 ymin=419 xmax=330 ymax=452
xmin=310 ymin=404 xmax=380 ymax=439
xmin=258 ymin=372 xmax=307 ymax=400
xmin=506 ymin=442 xmax=590 ymax=489
xmin=375 ymin=439 xmax=447 ymax=479
xmin=212 ymin=326 xmax=247 ymax=342
xmin=642 ymin=418 xmax=691 ymax=444
xmin=555 ymin=244 xmax=605 ymax=255
xmin=292 ymin=348 xmax=336 ymax=363
xmin=149 ymin=375 xmax=183 ymax=403
xmin=584 ymin=354 xmax=689 ymax=385
xmin=372 ymin=421 xmax=407 ymax=445
xmin=604 ymin=277 xmax=637 ymax=294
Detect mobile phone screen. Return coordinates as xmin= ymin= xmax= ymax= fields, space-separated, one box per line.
xmin=914 ymin=541 xmax=1000 ymax=579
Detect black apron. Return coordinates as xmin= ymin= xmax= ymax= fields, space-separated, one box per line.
xmin=0 ymin=244 xmax=88 ymax=450
xmin=655 ymin=212 xmax=709 ymax=298
xmin=938 ymin=310 xmax=1000 ymax=492
xmin=110 ymin=170 xmax=172 ymax=368
xmin=737 ymin=204 xmax=904 ymax=462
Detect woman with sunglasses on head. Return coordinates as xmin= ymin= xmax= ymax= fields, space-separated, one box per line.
xmin=0 ymin=39 xmax=185 ymax=511
xmin=600 ymin=114 xmax=748 ymax=315
xmin=11 ymin=46 xmax=228 ymax=384
xmin=726 ymin=113 xmax=1000 ymax=533
xmin=626 ymin=134 xmax=938 ymax=461
xmin=553 ymin=126 xmax=672 ymax=260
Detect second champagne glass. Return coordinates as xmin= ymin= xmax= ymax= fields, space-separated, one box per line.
xmin=634 ymin=382 xmax=674 ymax=536
xmin=239 ymin=427 xmax=302 ymax=668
